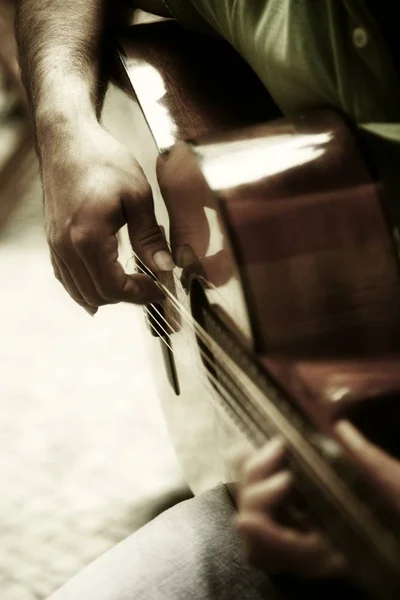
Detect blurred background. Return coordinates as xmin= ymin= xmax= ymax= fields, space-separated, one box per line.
xmin=0 ymin=3 xmax=188 ymax=598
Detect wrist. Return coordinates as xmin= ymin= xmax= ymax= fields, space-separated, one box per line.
xmin=36 ymin=114 xmax=101 ymax=171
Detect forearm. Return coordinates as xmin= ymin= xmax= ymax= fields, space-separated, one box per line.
xmin=15 ymin=0 xmax=131 ymax=152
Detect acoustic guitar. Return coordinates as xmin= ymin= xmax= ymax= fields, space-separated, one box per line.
xmin=105 ymin=16 xmax=400 ymax=599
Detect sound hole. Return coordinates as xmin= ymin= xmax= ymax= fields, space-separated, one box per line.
xmin=344 ymin=393 xmax=400 ymax=459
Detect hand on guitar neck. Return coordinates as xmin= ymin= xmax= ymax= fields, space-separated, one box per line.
xmin=236 ymin=425 xmax=400 ymax=580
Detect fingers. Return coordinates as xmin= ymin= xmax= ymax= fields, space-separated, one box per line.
xmin=242 ymin=437 xmax=287 ymax=485
xmin=335 ymin=420 xmax=395 ymax=470
xmin=238 ymin=440 xmax=292 ymax=517
xmin=226 ymin=446 xmax=252 ymax=481
xmin=123 ymin=181 xmax=174 ymax=274
xmin=53 ymin=252 xmax=102 ymax=306
xmin=236 ymin=514 xmax=346 ymax=578
xmin=156 ymin=148 xmax=210 ymax=267
xmin=50 ymin=252 xmax=98 ymax=316
xmin=239 ymin=470 xmax=293 ymax=513
xmin=236 ymin=437 xmax=347 ymax=579
xmin=42 ymin=126 xmax=174 ymax=309
xmin=334 ymin=420 xmax=400 ymax=508
xmin=50 ymin=221 xmax=165 ymax=309
xmin=72 ymin=224 xmax=164 ymax=305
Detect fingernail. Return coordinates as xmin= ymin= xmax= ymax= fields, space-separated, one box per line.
xmin=176 ymin=245 xmax=196 ymax=268
xmin=153 ymin=250 xmax=175 ymax=272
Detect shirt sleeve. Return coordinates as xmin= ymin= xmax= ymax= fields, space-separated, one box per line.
xmin=162 ymin=0 xmax=214 ymax=35
xmin=357 ymin=123 xmax=400 ymax=242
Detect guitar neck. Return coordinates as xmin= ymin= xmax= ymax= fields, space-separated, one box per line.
xmin=201 ymin=303 xmax=400 ymax=599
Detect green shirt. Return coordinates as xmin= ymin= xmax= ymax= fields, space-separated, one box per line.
xmin=163 ymin=0 xmax=400 ymax=241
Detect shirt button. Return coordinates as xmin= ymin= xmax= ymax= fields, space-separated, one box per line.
xmin=353 ymin=27 xmax=369 ymax=49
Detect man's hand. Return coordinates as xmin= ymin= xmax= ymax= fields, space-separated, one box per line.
xmin=16 ymin=0 xmax=177 ymax=314
xmin=42 ymin=122 xmax=174 ymax=313
xmin=236 ymin=425 xmax=400 ymax=579
xmin=235 ymin=437 xmax=346 ymax=578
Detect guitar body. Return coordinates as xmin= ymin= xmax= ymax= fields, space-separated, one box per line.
xmin=110 ymin=18 xmax=281 ymax=492
xmin=106 ymin=18 xmax=400 ymax=597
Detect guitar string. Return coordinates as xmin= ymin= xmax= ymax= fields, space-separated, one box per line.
xmin=138 ymin=278 xmax=261 ymax=428
xmin=141 ymin=287 xmax=258 ymax=415
xmin=132 ymin=259 xmax=274 ymax=442
xmin=131 ymin=254 xmax=396 ymax=560
xmin=132 ymin=256 xmax=319 ymax=445
xmin=143 ymin=296 xmax=260 ymax=426
xmin=131 ymin=255 xmax=324 ymax=447
xmin=132 ymin=251 xmax=250 ymax=374
xmin=138 ymin=271 xmax=400 ymax=580
xmin=144 ymin=311 xmax=399 ymax=589
xmin=133 ymin=255 xmax=303 ymax=451
xmin=127 ymin=253 xmax=228 ymax=307
xmin=134 ymin=256 xmax=282 ymax=438
xmin=129 ymin=250 xmax=243 ymax=362
xmin=132 ymin=255 xmax=257 ymax=390
xmin=129 ymin=254 xmax=250 ymax=406
xmin=143 ymin=305 xmax=265 ymax=447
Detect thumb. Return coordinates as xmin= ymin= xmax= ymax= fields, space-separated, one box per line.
xmin=123 ymin=180 xmax=175 ymax=274
xmin=156 ymin=146 xmax=210 ymax=268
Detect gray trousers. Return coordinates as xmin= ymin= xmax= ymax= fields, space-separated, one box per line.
xmin=48 ymin=484 xmax=367 ymax=600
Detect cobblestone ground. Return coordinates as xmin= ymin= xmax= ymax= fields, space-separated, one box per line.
xmin=0 ymin=89 xmax=188 ymax=599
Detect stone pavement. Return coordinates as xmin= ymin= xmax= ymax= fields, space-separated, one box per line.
xmin=0 ymin=88 xmax=188 ymax=599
